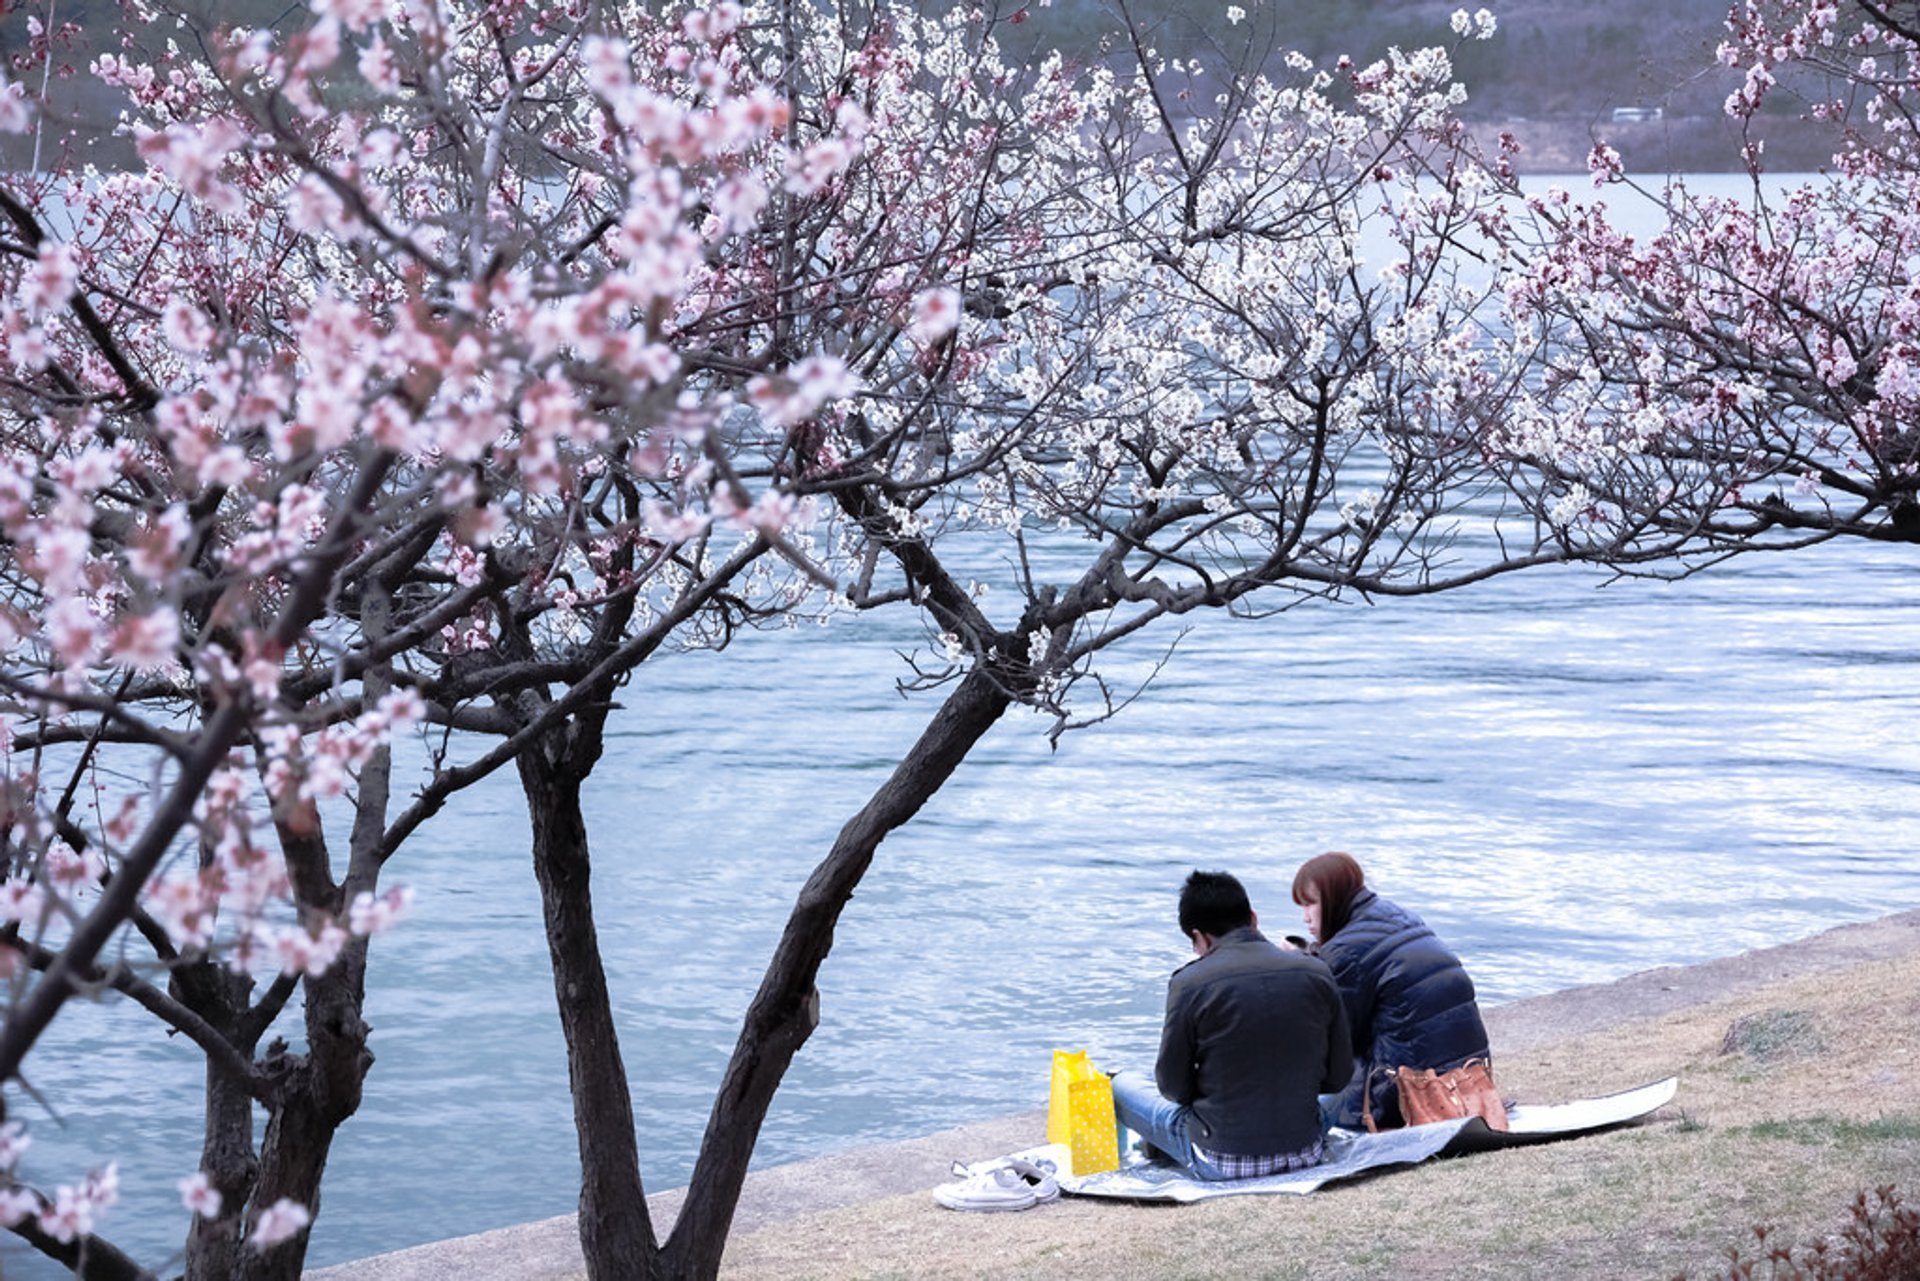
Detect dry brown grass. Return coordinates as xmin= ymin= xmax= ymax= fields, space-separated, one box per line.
xmin=716 ymin=952 xmax=1920 ymax=1280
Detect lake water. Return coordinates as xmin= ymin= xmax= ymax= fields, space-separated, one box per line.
xmin=9 ymin=176 xmax=1920 ymax=1276
xmin=9 ymin=530 xmax=1916 ymax=1277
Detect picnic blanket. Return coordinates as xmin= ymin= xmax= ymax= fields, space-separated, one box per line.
xmin=1052 ymin=1076 xmax=1678 ymax=1201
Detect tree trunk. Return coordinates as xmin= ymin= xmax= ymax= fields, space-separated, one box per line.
xmin=520 ymin=745 xmax=661 ymax=1281
xmin=663 ymin=665 xmax=1013 ymax=1278
xmin=238 ymin=952 xmax=372 ymax=1281
xmin=178 ymin=962 xmax=262 ymax=1281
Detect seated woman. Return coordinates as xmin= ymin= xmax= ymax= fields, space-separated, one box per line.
xmin=1291 ymin=851 xmax=1492 ymax=1130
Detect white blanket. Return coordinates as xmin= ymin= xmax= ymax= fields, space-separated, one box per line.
xmin=1050 ymin=1076 xmax=1678 ymax=1201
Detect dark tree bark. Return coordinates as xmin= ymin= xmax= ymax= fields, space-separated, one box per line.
xmin=176 ymin=961 xmax=263 ymax=1281
xmin=661 ymin=663 xmax=1015 ymax=1279
xmin=512 ymin=682 xmax=663 ymax=1281
xmin=520 ymin=741 xmax=661 ymax=1281
xmin=9 ymin=1221 xmax=156 ymax=1281
xmin=239 ymin=946 xmax=373 ymax=1281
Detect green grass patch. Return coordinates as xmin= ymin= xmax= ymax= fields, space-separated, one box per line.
xmin=1738 ymin=1116 xmax=1920 ymax=1145
xmin=1719 ymin=1008 xmax=1824 ymax=1061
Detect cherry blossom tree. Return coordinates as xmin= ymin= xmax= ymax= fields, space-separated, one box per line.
xmin=0 ymin=0 xmax=880 ymax=1276
xmin=1469 ymin=0 xmax=1920 ymax=563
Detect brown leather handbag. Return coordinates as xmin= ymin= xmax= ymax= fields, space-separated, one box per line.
xmin=1364 ymin=1058 xmax=1510 ymax=1132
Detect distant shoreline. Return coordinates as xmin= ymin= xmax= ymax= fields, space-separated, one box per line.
xmin=1468 ymin=112 xmax=1840 ymax=174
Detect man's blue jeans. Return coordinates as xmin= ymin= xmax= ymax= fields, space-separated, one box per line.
xmin=1318 ymin=1056 xmax=1368 ymax=1131
xmin=1109 ymin=1069 xmax=1238 ymax=1181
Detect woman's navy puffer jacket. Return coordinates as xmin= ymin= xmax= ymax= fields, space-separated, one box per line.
xmin=1317 ymin=887 xmax=1491 ymax=1127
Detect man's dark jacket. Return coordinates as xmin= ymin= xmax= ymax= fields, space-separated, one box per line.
xmin=1316 ymin=888 xmax=1491 ymax=1126
xmin=1154 ymin=925 xmax=1352 ymax=1156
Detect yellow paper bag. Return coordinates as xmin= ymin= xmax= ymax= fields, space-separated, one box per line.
xmin=1047 ymin=1049 xmax=1119 ymax=1176
xmin=1047 ymin=1049 xmax=1090 ymax=1145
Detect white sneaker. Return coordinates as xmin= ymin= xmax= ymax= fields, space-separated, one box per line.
xmin=1001 ymin=1155 xmax=1060 ymax=1203
xmin=932 ymin=1163 xmax=1039 ymax=1212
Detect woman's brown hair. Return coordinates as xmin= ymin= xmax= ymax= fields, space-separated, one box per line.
xmin=1291 ymin=851 xmax=1366 ymax=941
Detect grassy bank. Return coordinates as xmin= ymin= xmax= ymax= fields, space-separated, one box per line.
xmin=716 ymin=950 xmax=1920 ymax=1279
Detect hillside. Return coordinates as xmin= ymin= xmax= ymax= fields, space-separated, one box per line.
xmin=1 ymin=0 xmax=1840 ymax=174
xmin=998 ymin=0 xmax=1835 ymax=171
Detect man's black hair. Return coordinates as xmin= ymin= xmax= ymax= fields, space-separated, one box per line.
xmin=1178 ymin=869 xmax=1253 ymax=940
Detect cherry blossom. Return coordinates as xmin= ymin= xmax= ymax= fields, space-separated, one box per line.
xmin=0 ymin=1188 xmax=36 ymax=1228
xmin=177 ymin=1171 xmax=222 ymax=1219
xmin=36 ymin=1164 xmax=118 ymax=1244
xmin=249 ymin=1197 xmax=311 ymax=1250
xmin=908 ymin=288 xmax=963 ymax=343
xmin=348 ymin=886 xmax=415 ymax=937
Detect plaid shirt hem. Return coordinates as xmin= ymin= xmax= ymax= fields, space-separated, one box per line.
xmin=1192 ymin=1137 xmax=1325 ymax=1178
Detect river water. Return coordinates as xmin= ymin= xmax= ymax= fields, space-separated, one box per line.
xmin=9 ymin=179 xmax=1920 ymax=1275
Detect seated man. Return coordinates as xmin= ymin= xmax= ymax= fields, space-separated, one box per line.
xmin=1112 ymin=869 xmax=1352 ymax=1179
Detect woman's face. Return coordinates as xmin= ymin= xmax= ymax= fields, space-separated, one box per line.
xmin=1301 ymin=886 xmax=1323 ymax=942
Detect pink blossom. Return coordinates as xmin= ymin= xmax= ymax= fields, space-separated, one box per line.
xmin=710 ymin=174 xmax=768 ymax=236
xmin=111 ymin=607 xmax=182 ymax=673
xmin=37 ymin=1164 xmax=117 ymax=1244
xmin=0 ymin=882 xmax=46 ymax=930
xmin=0 ymin=80 xmax=32 ymax=134
xmin=1587 ymin=143 xmax=1623 ymax=186
xmin=785 ymin=137 xmax=860 ymax=195
xmin=358 ymin=33 xmax=401 ymax=93
xmin=348 ymin=885 xmax=414 ymax=936
xmin=448 ymin=502 xmax=501 ymax=548
xmin=126 ymin=506 xmax=192 ymax=582
xmin=54 ymin=444 xmax=124 ymax=496
xmin=611 ymin=336 xmax=680 ymax=386
xmin=286 ymin=174 xmax=356 ymax=238
xmin=271 ymin=921 xmax=348 ymax=977
xmin=144 ymin=876 xmax=216 ymax=950
xmin=10 ymin=324 xmax=48 ymax=371
xmin=794 ymin=354 xmax=858 ymax=402
xmin=197 ymin=444 xmax=253 ymax=491
xmin=178 ymin=1171 xmax=223 ymax=1219
xmin=249 ymin=1197 xmax=310 ymax=1250
xmin=1876 ymin=355 xmax=1919 ymax=401
xmin=242 ymin=637 xmax=284 ymax=705
xmin=377 ymin=688 xmax=425 ymax=732
xmin=835 ymin=100 xmax=872 ymax=141
xmin=161 ymin=299 xmax=215 ymax=354
xmin=641 ymin=499 xmax=711 ymax=543
xmin=582 ymin=37 xmax=633 ymax=99
xmin=312 ymin=0 xmax=386 ymax=34
xmin=709 ymin=1 xmax=745 ymax=38
xmin=908 ymin=287 xmax=962 ymax=343
xmin=21 ymin=242 xmax=80 ymax=316
xmin=29 ymin=524 xmax=91 ymax=595
xmin=44 ymin=842 xmax=106 ymax=891
xmin=44 ymin=596 xmax=102 ymax=668
xmin=746 ymin=490 xmax=801 ymax=536
xmin=362 ymin=396 xmax=417 ymax=450
xmin=103 ymin=796 xmax=142 ymax=846
xmin=0 ymin=1188 xmax=36 ymax=1228
xmin=135 ymin=117 xmax=249 ymax=214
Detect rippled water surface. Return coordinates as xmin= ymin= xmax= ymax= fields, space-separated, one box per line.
xmin=9 ymin=530 xmax=1917 ymax=1277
